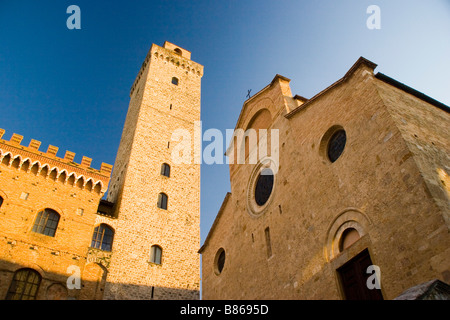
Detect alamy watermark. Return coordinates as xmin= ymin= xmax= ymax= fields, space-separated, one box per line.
xmin=366 ymin=265 xmax=381 ymax=290
xmin=366 ymin=5 xmax=381 ymax=30
xmin=170 ymin=121 xmax=280 ymax=174
xmin=66 ymin=265 xmax=81 ymax=290
xmin=66 ymin=5 xmax=81 ymax=30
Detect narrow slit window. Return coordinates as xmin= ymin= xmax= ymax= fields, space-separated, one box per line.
xmin=265 ymin=227 xmax=272 ymax=258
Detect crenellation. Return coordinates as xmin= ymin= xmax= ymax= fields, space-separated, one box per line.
xmin=0 ymin=129 xmax=112 ymax=194
xmin=0 ymin=41 xmax=201 ymax=301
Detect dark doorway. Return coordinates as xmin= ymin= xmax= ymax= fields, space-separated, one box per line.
xmin=337 ymin=249 xmax=383 ymax=300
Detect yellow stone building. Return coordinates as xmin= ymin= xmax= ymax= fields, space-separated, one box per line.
xmin=0 ymin=41 xmax=202 ymax=300
xmin=199 ymin=57 xmax=450 ymax=300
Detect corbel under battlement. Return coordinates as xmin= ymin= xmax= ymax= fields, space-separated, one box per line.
xmin=0 ymin=128 xmax=112 ymax=194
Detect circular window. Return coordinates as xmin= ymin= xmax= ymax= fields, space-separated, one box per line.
xmin=254 ymin=168 xmax=274 ymax=206
xmin=327 ymin=129 xmax=346 ymax=163
xmin=247 ymin=159 xmax=277 ymax=217
xmin=214 ymin=248 xmax=226 ymax=275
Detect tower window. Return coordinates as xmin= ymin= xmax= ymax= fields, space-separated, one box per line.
xmin=150 ymin=245 xmax=163 ymax=264
xmin=161 ymin=163 xmax=170 ymax=177
xmin=91 ymin=224 xmax=114 ymax=252
xmin=32 ymin=209 xmax=60 ymax=237
xmin=174 ymin=48 xmax=182 ymax=55
xmin=172 ymin=77 xmax=179 ymax=85
xmin=157 ymin=193 xmax=168 ymax=210
xmin=6 ymin=268 xmax=41 ymax=300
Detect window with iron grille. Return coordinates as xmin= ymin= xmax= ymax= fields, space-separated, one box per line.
xmin=6 ymin=268 xmax=41 ymax=300
xmin=91 ymin=224 xmax=114 ymax=251
xmin=32 ymin=209 xmax=60 ymax=237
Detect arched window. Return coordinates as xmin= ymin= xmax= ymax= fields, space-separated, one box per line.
xmin=6 ymin=268 xmax=41 ymax=300
xmin=32 ymin=209 xmax=60 ymax=237
xmin=150 ymin=245 xmax=162 ymax=264
xmin=161 ymin=163 xmax=170 ymax=177
xmin=174 ymin=48 xmax=182 ymax=55
xmin=171 ymin=77 xmax=179 ymax=85
xmin=91 ymin=224 xmax=114 ymax=252
xmin=157 ymin=193 xmax=168 ymax=210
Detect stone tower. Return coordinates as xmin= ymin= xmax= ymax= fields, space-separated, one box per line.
xmin=103 ymin=41 xmax=203 ymax=299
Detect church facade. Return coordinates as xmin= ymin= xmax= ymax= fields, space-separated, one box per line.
xmin=0 ymin=41 xmax=202 ymax=300
xmin=199 ymin=57 xmax=450 ymax=299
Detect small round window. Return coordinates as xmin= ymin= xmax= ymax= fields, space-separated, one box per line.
xmin=327 ymin=129 xmax=346 ymax=163
xmin=254 ymin=168 xmax=274 ymax=206
xmin=214 ymin=248 xmax=226 ymax=275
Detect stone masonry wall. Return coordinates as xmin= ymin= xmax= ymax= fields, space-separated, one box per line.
xmin=103 ymin=42 xmax=202 ymax=300
xmin=201 ymin=61 xmax=450 ymax=300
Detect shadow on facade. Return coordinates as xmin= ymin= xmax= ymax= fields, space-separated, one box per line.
xmin=0 ymin=259 xmax=199 ymax=300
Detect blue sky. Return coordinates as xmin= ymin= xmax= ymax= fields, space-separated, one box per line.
xmin=1 ymin=1 xmax=449 ymax=245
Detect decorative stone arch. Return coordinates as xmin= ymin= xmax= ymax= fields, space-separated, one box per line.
xmin=244 ymin=107 xmax=273 ymax=132
xmin=240 ymin=96 xmax=276 ymax=132
xmin=11 ymin=263 xmax=46 ymax=279
xmin=57 ymin=169 xmax=68 ymax=183
xmin=46 ymin=282 xmax=68 ymax=300
xmin=11 ymin=155 xmax=21 ymax=169
xmin=67 ymin=173 xmax=76 ymax=186
xmin=93 ymin=181 xmax=103 ymax=194
xmin=324 ymin=208 xmax=372 ymax=262
xmin=49 ymin=167 xmax=59 ymax=181
xmin=0 ymin=188 xmax=8 ymax=200
xmin=85 ymin=179 xmax=94 ymax=192
xmin=81 ymin=262 xmax=108 ymax=300
xmin=20 ymin=158 xmax=31 ymax=172
xmin=1 ymin=152 xmax=12 ymax=166
xmin=39 ymin=164 xmax=50 ymax=178
xmin=76 ymin=175 xmax=85 ymax=189
xmin=30 ymin=161 xmax=41 ymax=175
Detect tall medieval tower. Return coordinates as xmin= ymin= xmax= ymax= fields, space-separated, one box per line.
xmin=103 ymin=41 xmax=203 ymax=299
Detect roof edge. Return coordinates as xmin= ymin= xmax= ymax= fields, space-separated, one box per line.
xmin=199 ymin=192 xmax=232 ymax=254
xmin=285 ymin=56 xmax=377 ymax=119
xmin=375 ymin=72 xmax=450 ymax=113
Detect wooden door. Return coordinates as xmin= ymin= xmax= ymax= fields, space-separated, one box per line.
xmin=337 ymin=249 xmax=383 ymax=300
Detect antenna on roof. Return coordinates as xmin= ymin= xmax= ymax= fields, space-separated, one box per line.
xmin=246 ymin=89 xmax=252 ymax=99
